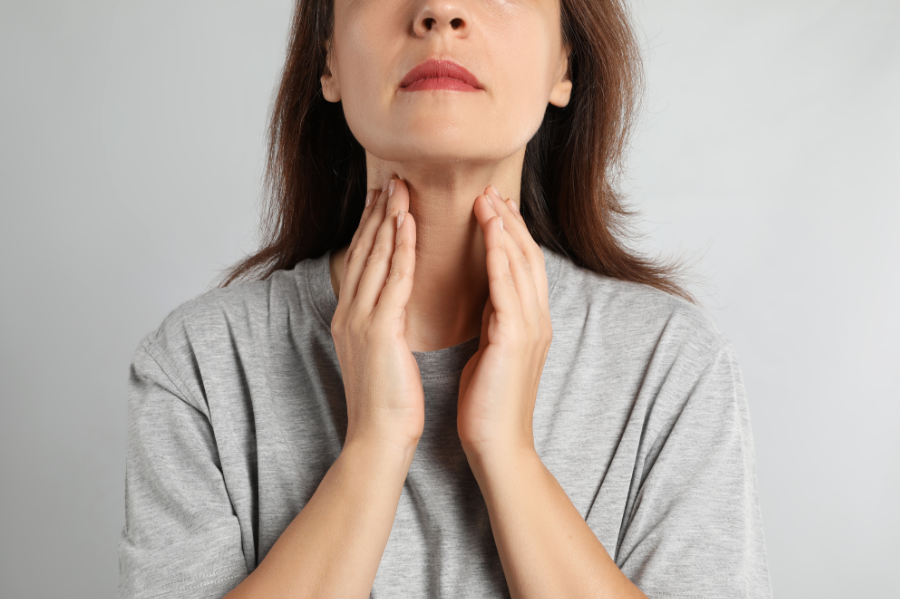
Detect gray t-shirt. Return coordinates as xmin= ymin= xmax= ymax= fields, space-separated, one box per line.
xmin=118 ymin=244 xmax=773 ymax=599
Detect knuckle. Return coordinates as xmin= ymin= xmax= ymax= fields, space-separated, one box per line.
xmin=347 ymin=314 xmax=367 ymax=337
xmin=364 ymin=319 xmax=389 ymax=344
xmin=368 ymin=316 xmax=390 ymax=337
xmin=367 ymin=245 xmax=387 ymax=266
xmin=387 ymin=261 xmax=407 ymax=283
xmin=519 ymin=255 xmax=532 ymax=272
xmin=385 ymin=266 xmax=400 ymax=285
xmin=524 ymin=247 xmax=541 ymax=266
xmin=330 ymin=315 xmax=345 ymax=339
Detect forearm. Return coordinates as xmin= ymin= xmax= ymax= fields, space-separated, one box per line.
xmin=466 ymin=448 xmax=648 ymax=599
xmin=225 ymin=438 xmax=417 ymax=599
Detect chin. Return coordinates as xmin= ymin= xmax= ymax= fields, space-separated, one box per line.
xmin=348 ymin=102 xmax=543 ymax=165
xmin=356 ymin=124 xmax=515 ymax=164
xmin=382 ymin=138 xmax=512 ymax=165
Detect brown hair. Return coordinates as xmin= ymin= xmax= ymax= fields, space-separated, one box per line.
xmin=218 ymin=0 xmax=693 ymax=303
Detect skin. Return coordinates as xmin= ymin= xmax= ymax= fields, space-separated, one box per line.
xmin=323 ymin=0 xmax=571 ymax=353
xmin=225 ymin=0 xmax=651 ymax=597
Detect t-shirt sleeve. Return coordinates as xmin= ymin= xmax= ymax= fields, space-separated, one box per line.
xmin=118 ymin=335 xmax=248 ymax=599
xmin=616 ymin=341 xmax=773 ymax=599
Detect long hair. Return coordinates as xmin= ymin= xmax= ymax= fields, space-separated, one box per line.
xmin=218 ymin=0 xmax=693 ymax=303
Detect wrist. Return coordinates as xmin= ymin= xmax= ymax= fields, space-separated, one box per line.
xmin=342 ymin=433 xmax=420 ymax=467
xmin=463 ymin=441 xmax=540 ymax=485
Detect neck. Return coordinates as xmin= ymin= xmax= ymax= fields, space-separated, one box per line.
xmin=330 ymin=148 xmax=526 ymax=352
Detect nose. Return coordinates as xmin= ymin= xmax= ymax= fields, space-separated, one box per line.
xmin=412 ymin=2 xmax=472 ymax=38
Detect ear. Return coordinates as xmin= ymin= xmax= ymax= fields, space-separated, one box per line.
xmin=548 ymin=43 xmax=572 ymax=108
xmin=320 ymin=37 xmax=341 ymax=103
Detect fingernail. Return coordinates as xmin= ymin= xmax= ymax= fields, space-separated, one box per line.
xmin=489 ymin=185 xmax=502 ymax=200
xmin=365 ymin=189 xmax=373 ymax=207
xmin=486 ymin=194 xmax=493 ymax=209
xmin=508 ymin=199 xmax=520 ymax=215
xmin=397 ymin=210 xmax=404 ymax=229
xmin=499 ymin=216 xmax=504 ymax=231
xmin=388 ymin=179 xmax=396 ymax=198
xmin=382 ymin=176 xmax=391 ymax=191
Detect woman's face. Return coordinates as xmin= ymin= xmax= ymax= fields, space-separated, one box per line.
xmin=320 ymin=0 xmax=572 ymax=165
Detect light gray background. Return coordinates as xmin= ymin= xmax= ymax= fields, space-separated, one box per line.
xmin=1 ymin=1 xmax=897 ymax=597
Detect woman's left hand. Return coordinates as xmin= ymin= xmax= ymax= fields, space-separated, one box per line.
xmin=458 ymin=186 xmax=553 ymax=462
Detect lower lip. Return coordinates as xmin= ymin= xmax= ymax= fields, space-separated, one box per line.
xmin=401 ymin=77 xmax=480 ymax=92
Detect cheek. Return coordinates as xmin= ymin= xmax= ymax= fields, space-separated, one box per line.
xmin=332 ymin=19 xmax=402 ymax=149
xmin=488 ymin=24 xmax=558 ymax=147
xmin=335 ymin=13 xmax=392 ymax=123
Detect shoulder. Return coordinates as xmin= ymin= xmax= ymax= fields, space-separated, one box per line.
xmin=129 ymin=266 xmax=307 ymax=409
xmin=546 ymin=246 xmax=729 ymax=372
xmin=154 ymin=269 xmax=297 ymax=347
xmin=546 ymin=250 xmax=749 ymax=448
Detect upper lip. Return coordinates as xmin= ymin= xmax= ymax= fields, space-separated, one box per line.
xmin=399 ymin=59 xmax=483 ymax=89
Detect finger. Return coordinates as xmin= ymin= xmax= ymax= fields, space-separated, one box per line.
xmin=344 ymin=188 xmax=379 ymax=270
xmin=481 ymin=204 xmax=522 ymax=327
xmin=485 ymin=186 xmax=549 ymax=315
xmin=476 ymin=293 xmax=493 ymax=353
xmin=501 ymin=223 xmax=541 ymax=327
xmin=356 ymin=177 xmax=411 ymax=313
xmin=341 ymin=183 xmax=392 ymax=306
xmin=475 ymin=194 xmax=540 ymax=326
xmin=373 ymin=206 xmax=416 ymax=324
xmin=490 ymin=185 xmax=525 ymax=223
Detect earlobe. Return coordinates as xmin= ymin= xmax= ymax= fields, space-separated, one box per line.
xmin=320 ymin=40 xmax=341 ymax=103
xmin=321 ymin=71 xmax=341 ymax=103
xmin=549 ymin=80 xmax=572 ymax=108
xmin=548 ymin=51 xmax=572 ymax=108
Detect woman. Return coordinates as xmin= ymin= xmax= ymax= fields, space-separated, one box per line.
xmin=118 ymin=0 xmax=773 ymax=597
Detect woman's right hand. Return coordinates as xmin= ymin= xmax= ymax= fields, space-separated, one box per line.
xmin=331 ymin=176 xmax=424 ymax=451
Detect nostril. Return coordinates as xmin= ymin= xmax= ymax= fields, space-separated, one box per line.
xmin=450 ymin=18 xmax=463 ymax=29
xmin=424 ymin=17 xmax=436 ymax=29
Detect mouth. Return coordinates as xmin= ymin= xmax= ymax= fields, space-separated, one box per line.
xmin=399 ymin=59 xmax=483 ymax=92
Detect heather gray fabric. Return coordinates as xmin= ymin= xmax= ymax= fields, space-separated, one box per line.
xmin=118 ymin=244 xmax=773 ymax=599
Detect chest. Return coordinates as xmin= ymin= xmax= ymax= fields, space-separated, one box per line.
xmin=209 ymin=343 xmax=645 ymax=595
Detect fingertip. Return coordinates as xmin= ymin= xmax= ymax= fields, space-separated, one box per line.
xmin=395 ymin=208 xmax=414 ymax=244
xmin=494 ymin=216 xmax=505 ymax=246
xmin=405 ymin=210 xmax=416 ymax=241
xmin=393 ymin=177 xmax=410 ymax=200
xmin=476 ymin=193 xmax=495 ymax=216
xmin=483 ymin=214 xmax=503 ymax=248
